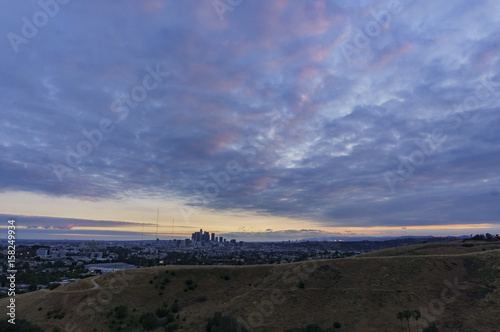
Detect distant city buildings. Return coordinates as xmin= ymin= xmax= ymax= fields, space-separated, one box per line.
xmin=36 ymin=248 xmax=49 ymax=258
xmin=190 ymin=228 xmax=234 ymax=246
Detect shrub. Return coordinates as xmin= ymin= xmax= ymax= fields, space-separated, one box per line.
xmin=156 ymin=308 xmax=168 ymax=318
xmin=196 ymin=295 xmax=207 ymax=302
xmin=49 ymin=283 xmax=61 ymax=290
xmin=0 ymin=319 xmax=44 ymax=332
xmin=114 ymin=305 xmax=128 ymax=320
xmin=164 ymin=321 xmax=179 ymax=331
xmin=206 ymin=312 xmax=248 ymax=332
xmin=305 ymin=324 xmax=322 ymax=331
xmin=139 ymin=312 xmax=158 ymax=331
xmin=423 ymin=322 xmax=439 ymax=332
xmin=54 ymin=313 xmax=65 ymax=319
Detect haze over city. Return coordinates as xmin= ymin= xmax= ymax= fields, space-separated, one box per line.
xmin=1 ymin=0 xmax=499 ymax=242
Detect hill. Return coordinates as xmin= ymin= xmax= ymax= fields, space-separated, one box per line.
xmin=6 ymin=241 xmax=500 ymax=331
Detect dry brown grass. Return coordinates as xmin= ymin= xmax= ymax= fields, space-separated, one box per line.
xmin=13 ymin=241 xmax=500 ymax=332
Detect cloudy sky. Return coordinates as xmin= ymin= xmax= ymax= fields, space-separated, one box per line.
xmin=1 ymin=0 xmax=499 ymax=241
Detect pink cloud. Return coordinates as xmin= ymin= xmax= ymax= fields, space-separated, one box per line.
xmin=369 ymin=43 xmax=414 ymax=70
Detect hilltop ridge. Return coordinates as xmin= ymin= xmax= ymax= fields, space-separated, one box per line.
xmin=9 ymin=241 xmax=500 ymax=331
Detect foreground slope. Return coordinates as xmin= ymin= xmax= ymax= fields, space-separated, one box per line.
xmin=12 ymin=241 xmax=500 ymax=331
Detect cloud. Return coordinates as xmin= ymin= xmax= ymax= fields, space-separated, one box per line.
xmin=0 ymin=214 xmax=153 ymax=230
xmin=0 ymin=0 xmax=499 ymax=239
xmin=220 ymin=228 xmax=347 ymax=241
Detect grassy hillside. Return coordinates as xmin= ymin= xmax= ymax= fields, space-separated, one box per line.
xmin=9 ymin=241 xmax=500 ymax=331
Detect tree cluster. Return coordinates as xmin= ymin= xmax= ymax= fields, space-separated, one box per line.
xmin=468 ymin=233 xmax=500 ymax=241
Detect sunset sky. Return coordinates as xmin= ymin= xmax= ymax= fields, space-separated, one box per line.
xmin=1 ymin=0 xmax=499 ymax=241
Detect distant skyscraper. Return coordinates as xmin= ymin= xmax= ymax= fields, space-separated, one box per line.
xmin=190 ymin=228 xmax=235 ymax=244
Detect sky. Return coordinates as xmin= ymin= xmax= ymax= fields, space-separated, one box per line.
xmin=0 ymin=0 xmax=499 ymax=242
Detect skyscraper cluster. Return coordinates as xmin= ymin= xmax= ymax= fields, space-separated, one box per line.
xmin=191 ymin=229 xmax=224 ymax=244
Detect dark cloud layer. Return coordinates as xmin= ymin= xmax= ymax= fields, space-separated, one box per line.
xmin=0 ymin=214 xmax=153 ymax=230
xmin=1 ymin=0 xmax=499 ymax=234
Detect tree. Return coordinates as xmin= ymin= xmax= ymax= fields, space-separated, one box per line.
xmin=397 ymin=312 xmax=405 ymax=331
xmin=412 ymin=310 xmax=421 ymax=332
xmin=403 ymin=310 xmax=413 ymax=332
xmin=48 ymin=283 xmax=60 ymax=290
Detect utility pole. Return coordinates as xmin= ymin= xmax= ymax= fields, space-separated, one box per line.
xmin=156 ymin=208 xmax=159 ymax=266
xmin=156 ymin=208 xmax=159 ymax=242
xmin=141 ymin=222 xmax=144 ymax=245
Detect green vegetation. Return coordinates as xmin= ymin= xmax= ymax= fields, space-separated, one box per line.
xmin=396 ymin=310 xmax=423 ymax=332
xmin=155 ymin=307 xmax=168 ymax=318
xmin=139 ymin=312 xmax=157 ymax=330
xmin=48 ymin=283 xmax=61 ymax=290
xmin=0 ymin=261 xmax=88 ymax=289
xmin=206 ymin=312 xmax=248 ymax=332
xmin=0 ymin=319 xmax=44 ymax=331
xmin=422 ymin=322 xmax=438 ymax=332
xmin=114 ymin=305 xmax=128 ymax=319
xmin=286 ymin=322 xmax=342 ymax=331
